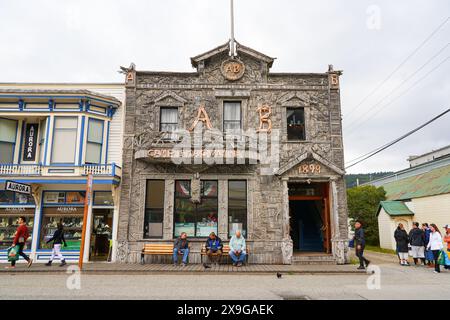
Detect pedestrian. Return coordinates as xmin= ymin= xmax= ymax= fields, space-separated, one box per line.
xmin=229 ymin=230 xmax=247 ymax=267
xmin=394 ymin=223 xmax=410 ymax=266
xmin=443 ymin=224 xmax=450 ymax=270
xmin=45 ymin=223 xmax=67 ymax=267
xmin=5 ymin=216 xmax=33 ymax=269
xmin=353 ymin=220 xmax=370 ymax=270
xmin=427 ymin=224 xmax=443 ymax=273
xmin=409 ymin=222 xmax=426 ymax=266
xmin=173 ymin=232 xmax=190 ymax=266
xmin=422 ymin=223 xmax=433 ymax=266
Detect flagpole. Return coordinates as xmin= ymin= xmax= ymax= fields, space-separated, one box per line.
xmin=230 ymin=0 xmax=236 ymax=57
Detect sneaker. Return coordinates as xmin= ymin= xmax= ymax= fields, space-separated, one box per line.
xmin=27 ymin=259 xmax=33 ymax=268
xmin=357 ymin=266 xmax=365 ymax=270
xmin=237 ymin=262 xmax=243 ymax=267
xmin=45 ymin=261 xmax=52 ymax=266
xmin=182 ymin=263 xmax=187 ymax=267
xmin=365 ymin=260 xmax=371 ymax=268
xmin=60 ymin=260 xmax=67 ymax=267
xmin=232 ymin=262 xmax=237 ymax=266
xmin=433 ymin=271 xmax=440 ymax=274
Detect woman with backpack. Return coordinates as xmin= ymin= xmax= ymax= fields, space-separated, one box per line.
xmin=45 ymin=223 xmax=67 ymax=267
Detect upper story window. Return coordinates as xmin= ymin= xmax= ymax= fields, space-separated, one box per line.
xmin=0 ymin=118 xmax=17 ymax=164
xmin=287 ymin=108 xmax=306 ymax=141
xmin=51 ymin=117 xmax=78 ymax=164
xmin=85 ymin=118 xmax=104 ymax=164
xmin=223 ymin=101 xmax=241 ymax=132
xmin=160 ymin=107 xmax=178 ymax=132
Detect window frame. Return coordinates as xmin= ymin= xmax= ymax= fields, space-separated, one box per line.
xmin=85 ymin=118 xmax=104 ymax=164
xmin=223 ymin=101 xmax=242 ymax=133
xmin=0 ymin=117 xmax=18 ymax=164
xmin=227 ymin=180 xmax=248 ymax=239
xmin=286 ymin=107 xmax=306 ymax=141
xmin=159 ymin=107 xmax=179 ymax=132
xmin=50 ymin=116 xmax=78 ymax=165
xmin=144 ymin=180 xmax=165 ymax=239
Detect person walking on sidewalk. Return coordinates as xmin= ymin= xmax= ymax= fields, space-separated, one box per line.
xmin=5 ymin=216 xmax=33 ymax=269
xmin=409 ymin=222 xmax=425 ymax=266
xmin=427 ymin=224 xmax=443 ymax=273
xmin=354 ymin=220 xmax=370 ymax=270
xmin=394 ymin=223 xmax=410 ymax=266
xmin=422 ymin=223 xmax=433 ymax=266
xmin=45 ymin=223 xmax=67 ymax=267
xmin=443 ymin=224 xmax=450 ymax=270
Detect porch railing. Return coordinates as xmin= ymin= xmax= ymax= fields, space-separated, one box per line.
xmin=0 ymin=164 xmax=41 ymax=175
xmin=0 ymin=163 xmax=121 ymax=177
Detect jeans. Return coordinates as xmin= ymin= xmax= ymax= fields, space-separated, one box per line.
xmin=173 ymin=247 xmax=189 ymax=264
xmin=11 ymin=243 xmax=30 ymax=267
xmin=355 ymin=246 xmax=369 ymax=267
xmin=229 ymin=251 xmax=246 ymax=264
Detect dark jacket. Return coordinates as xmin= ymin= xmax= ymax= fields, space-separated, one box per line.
xmin=47 ymin=229 xmax=67 ymax=246
xmin=394 ymin=228 xmax=409 ymax=253
xmin=174 ymin=237 xmax=189 ymax=250
xmin=354 ymin=227 xmax=366 ymax=247
xmin=205 ymin=237 xmax=223 ymax=251
xmin=423 ymin=228 xmax=431 ymax=246
xmin=409 ymin=228 xmax=425 ymax=246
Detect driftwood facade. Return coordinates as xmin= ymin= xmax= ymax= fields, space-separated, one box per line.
xmin=116 ymin=41 xmax=350 ymax=264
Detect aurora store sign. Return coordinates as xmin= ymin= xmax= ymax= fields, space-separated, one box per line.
xmin=22 ymin=123 xmax=38 ymax=161
xmin=5 ymin=180 xmax=32 ymax=195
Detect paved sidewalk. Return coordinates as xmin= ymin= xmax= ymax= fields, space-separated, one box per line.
xmin=0 ymin=262 xmax=362 ymax=275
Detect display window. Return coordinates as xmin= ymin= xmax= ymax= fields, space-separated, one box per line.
xmin=0 ymin=208 xmax=34 ymax=250
xmin=174 ymin=180 xmax=218 ymax=238
xmin=0 ymin=190 xmax=35 ymax=205
xmin=228 ymin=180 xmax=247 ymax=238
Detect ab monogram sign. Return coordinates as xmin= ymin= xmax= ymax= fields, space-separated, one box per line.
xmin=221 ymin=59 xmax=245 ymax=81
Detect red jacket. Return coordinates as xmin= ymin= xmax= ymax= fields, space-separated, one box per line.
xmin=13 ymin=224 xmax=30 ymax=246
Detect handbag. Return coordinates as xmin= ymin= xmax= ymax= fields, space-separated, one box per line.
xmin=7 ymin=245 xmax=20 ymax=262
xmin=348 ymin=239 xmax=355 ymax=248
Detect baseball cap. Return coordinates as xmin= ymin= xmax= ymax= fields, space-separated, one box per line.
xmin=444 ymin=224 xmax=450 ymax=229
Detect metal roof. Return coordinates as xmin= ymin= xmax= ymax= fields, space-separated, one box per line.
xmin=383 ymin=164 xmax=450 ymax=200
xmin=377 ymin=201 xmax=415 ymax=216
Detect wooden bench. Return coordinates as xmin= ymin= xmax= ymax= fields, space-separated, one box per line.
xmin=201 ymin=244 xmax=249 ymax=264
xmin=141 ymin=244 xmax=178 ymax=264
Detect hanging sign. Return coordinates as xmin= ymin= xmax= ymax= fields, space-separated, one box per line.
xmin=5 ymin=180 xmax=32 ymax=195
xmin=22 ymin=123 xmax=38 ymax=161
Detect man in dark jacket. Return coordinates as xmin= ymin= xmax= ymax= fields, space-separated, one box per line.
xmin=205 ymin=232 xmax=223 ymax=266
xmin=354 ymin=220 xmax=370 ymax=270
xmin=173 ymin=232 xmax=189 ymax=266
xmin=409 ymin=222 xmax=425 ymax=265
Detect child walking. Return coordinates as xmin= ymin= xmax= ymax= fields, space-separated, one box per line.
xmin=45 ymin=223 xmax=67 ymax=267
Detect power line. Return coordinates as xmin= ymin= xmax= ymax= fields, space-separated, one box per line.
xmin=344 ymin=43 xmax=450 ymax=131
xmin=345 ymin=107 xmax=450 ymax=169
xmin=344 ymin=54 xmax=450 ymax=137
xmin=345 ymin=16 xmax=449 ymax=120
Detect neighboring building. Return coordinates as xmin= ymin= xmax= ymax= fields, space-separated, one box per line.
xmin=117 ymin=40 xmax=350 ymax=265
xmin=370 ymin=147 xmax=450 ymax=250
xmin=408 ymin=145 xmax=450 ymax=168
xmin=0 ymin=83 xmax=124 ymax=263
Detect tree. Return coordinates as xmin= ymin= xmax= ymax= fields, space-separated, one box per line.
xmin=347 ymin=185 xmax=386 ymax=246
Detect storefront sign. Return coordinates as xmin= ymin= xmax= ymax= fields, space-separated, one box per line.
xmin=5 ymin=180 xmax=31 ymax=195
xmin=148 ymin=148 xmax=240 ymax=159
xmin=221 ymin=59 xmax=245 ymax=81
xmin=22 ymin=123 xmax=38 ymax=161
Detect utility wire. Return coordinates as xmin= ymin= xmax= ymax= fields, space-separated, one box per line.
xmin=345 ymin=16 xmax=449 ymax=120
xmin=345 ymin=55 xmax=450 ymax=137
xmin=345 ymin=107 xmax=450 ymax=169
xmin=345 ymin=43 xmax=450 ymax=131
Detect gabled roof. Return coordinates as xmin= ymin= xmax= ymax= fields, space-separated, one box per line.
xmin=377 ymin=201 xmax=415 ymax=217
xmin=275 ymin=151 xmax=345 ymax=176
xmin=190 ymin=41 xmax=276 ymax=68
xmin=383 ymin=164 xmax=450 ymax=200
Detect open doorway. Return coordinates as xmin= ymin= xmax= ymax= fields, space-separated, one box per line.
xmin=289 ymin=182 xmax=331 ymax=254
xmin=90 ymin=209 xmax=113 ymax=261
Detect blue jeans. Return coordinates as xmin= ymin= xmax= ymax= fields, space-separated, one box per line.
xmin=229 ymin=251 xmax=246 ymax=263
xmin=173 ymin=247 xmax=189 ymax=264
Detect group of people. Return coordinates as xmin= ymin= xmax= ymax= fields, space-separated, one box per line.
xmin=172 ymin=230 xmax=247 ymax=267
xmin=394 ymin=222 xmax=450 ymax=273
xmin=5 ymin=216 xmax=67 ymax=269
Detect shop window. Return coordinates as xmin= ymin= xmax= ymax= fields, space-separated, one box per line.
xmin=39 ymin=206 xmax=83 ymax=250
xmin=174 ymin=180 xmax=218 ymax=238
xmin=287 ymin=108 xmax=306 ymax=141
xmin=228 ymin=180 xmax=247 ymax=238
xmin=51 ymin=117 xmax=78 ymax=164
xmin=0 ymin=118 xmax=17 ymax=164
xmin=93 ymin=192 xmax=114 ymax=206
xmin=85 ymin=118 xmax=104 ymax=164
xmin=0 ymin=190 xmax=35 ymax=205
xmin=223 ymin=101 xmax=241 ymax=132
xmin=0 ymin=208 xmax=34 ymax=250
xmin=144 ymin=180 xmax=165 ymax=239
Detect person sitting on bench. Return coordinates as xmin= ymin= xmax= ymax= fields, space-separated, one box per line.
xmin=173 ymin=232 xmax=190 ymax=266
xmin=229 ymin=230 xmax=247 ymax=267
xmin=205 ymin=232 xmax=223 ymax=266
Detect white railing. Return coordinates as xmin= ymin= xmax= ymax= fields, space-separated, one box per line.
xmin=0 ymin=164 xmax=41 ymax=175
xmin=82 ymin=164 xmax=121 ymax=177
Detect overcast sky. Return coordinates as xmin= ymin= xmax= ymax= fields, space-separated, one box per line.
xmin=0 ymin=0 xmax=449 ymax=174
